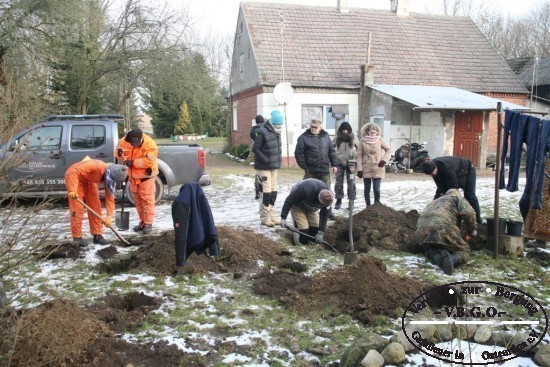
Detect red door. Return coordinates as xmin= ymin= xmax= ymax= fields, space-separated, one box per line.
xmin=454 ymin=111 xmax=482 ymax=167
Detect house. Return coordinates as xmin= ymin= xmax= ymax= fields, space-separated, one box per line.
xmin=230 ymin=0 xmax=528 ymax=168
xmin=507 ymin=57 xmax=550 ymax=113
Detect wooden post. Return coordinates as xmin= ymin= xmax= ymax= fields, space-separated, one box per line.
xmin=493 ymin=102 xmax=502 ymax=259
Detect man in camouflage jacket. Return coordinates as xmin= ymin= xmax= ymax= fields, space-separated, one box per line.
xmin=415 ymin=188 xmax=477 ymax=275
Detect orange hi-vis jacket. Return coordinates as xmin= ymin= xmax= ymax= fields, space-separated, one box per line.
xmin=115 ymin=133 xmax=159 ymax=183
xmin=65 ymin=159 xmax=114 ymax=237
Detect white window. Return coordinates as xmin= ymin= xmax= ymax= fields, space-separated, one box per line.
xmin=301 ymin=105 xmax=348 ymax=135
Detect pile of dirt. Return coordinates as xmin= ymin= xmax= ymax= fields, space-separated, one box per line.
xmin=97 ymin=226 xmax=291 ymax=276
xmin=1 ymin=299 xmax=111 ymax=366
xmin=37 ymin=241 xmax=84 ymax=260
xmin=253 ymin=256 xmax=425 ymax=324
xmin=325 ymin=203 xmax=421 ymax=253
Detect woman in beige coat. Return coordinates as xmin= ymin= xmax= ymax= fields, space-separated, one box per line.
xmin=356 ymin=123 xmax=391 ymax=206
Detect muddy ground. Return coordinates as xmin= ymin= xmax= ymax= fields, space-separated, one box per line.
xmin=2 ymin=204 xmax=498 ymax=366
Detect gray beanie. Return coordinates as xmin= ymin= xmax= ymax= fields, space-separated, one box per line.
xmin=107 ymin=164 xmax=128 ymax=183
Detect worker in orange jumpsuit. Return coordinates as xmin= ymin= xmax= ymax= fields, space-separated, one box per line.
xmin=116 ymin=128 xmax=159 ymax=234
xmin=65 ymin=159 xmax=128 ymax=247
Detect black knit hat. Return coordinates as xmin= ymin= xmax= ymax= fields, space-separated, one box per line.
xmin=255 ymin=115 xmax=265 ymax=125
xmin=421 ymin=160 xmax=437 ymax=174
xmin=338 ymin=121 xmax=352 ymax=133
xmin=125 ymin=128 xmax=143 ymax=146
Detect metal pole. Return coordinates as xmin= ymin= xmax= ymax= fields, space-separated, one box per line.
xmin=493 ymin=102 xmax=502 ymax=259
xmin=283 ymin=103 xmax=290 ymax=169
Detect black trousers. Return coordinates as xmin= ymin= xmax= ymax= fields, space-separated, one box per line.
xmin=464 ymin=169 xmax=481 ymax=224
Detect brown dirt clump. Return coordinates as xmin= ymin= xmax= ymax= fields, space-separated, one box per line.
xmin=97 ymin=225 xmax=291 ymax=276
xmin=87 ymin=292 xmax=162 ymax=333
xmin=325 ymin=203 xmax=421 ymax=253
xmin=1 ymin=299 xmax=111 ymax=366
xmin=253 ymin=256 xmax=424 ymax=324
xmin=96 ymin=245 xmax=118 ymax=259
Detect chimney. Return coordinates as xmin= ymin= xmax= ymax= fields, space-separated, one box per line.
xmin=361 ymin=64 xmax=375 ymax=87
xmin=390 ymin=0 xmax=409 ymax=16
xmin=337 ymin=0 xmax=349 ymax=13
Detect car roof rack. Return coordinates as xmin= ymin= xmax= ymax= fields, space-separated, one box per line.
xmin=40 ymin=114 xmax=124 ymax=122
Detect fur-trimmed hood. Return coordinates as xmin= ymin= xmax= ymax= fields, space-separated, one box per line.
xmin=360 ymin=123 xmax=382 ymax=138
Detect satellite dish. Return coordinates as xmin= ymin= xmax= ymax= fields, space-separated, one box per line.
xmin=273 ymin=82 xmax=293 ymax=105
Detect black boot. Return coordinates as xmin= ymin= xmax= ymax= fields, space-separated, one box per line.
xmin=93 ymin=234 xmax=110 ymax=245
xmin=440 ymin=250 xmax=459 ymax=275
xmin=426 ymin=247 xmax=443 ymax=266
xmin=334 ymin=199 xmax=342 ymax=210
xmin=327 ymin=207 xmax=336 ymax=220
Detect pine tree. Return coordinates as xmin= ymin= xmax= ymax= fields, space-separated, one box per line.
xmin=174 ymin=101 xmax=190 ymax=136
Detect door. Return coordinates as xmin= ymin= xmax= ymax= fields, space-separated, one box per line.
xmin=453 ymin=111 xmax=482 ymax=167
xmin=6 ymin=124 xmax=66 ymax=192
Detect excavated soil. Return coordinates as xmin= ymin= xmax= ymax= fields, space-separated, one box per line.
xmin=13 ymin=205 xmax=486 ymax=365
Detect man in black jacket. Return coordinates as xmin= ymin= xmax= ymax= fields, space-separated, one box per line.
xmin=250 ymin=115 xmax=265 ymax=200
xmin=295 ymin=119 xmax=338 ymax=219
xmin=253 ymin=110 xmax=283 ymax=227
xmin=279 ymin=178 xmax=335 ymax=245
xmin=421 ymin=156 xmax=482 ymax=224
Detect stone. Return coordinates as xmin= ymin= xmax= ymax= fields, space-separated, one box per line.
xmin=491 ymin=331 xmax=512 ymax=347
xmin=535 ymin=345 xmax=550 ymax=367
xmin=361 ymin=349 xmax=384 ymax=367
xmin=390 ymin=330 xmax=415 ymax=352
xmin=453 ymin=324 xmax=477 ymax=340
xmin=510 ymin=332 xmax=530 ymax=349
xmin=405 ymin=323 xmax=436 ymax=341
xmin=474 ymin=325 xmax=492 ymax=343
xmin=381 ymin=342 xmax=406 ymax=364
xmin=339 ymin=333 xmax=390 ymax=367
xmin=433 ymin=324 xmax=453 ymax=342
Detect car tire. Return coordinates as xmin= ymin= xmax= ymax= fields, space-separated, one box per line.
xmin=125 ymin=176 xmax=164 ymax=206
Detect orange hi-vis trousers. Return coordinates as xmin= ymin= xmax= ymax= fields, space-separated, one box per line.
xmin=68 ymin=182 xmax=103 ymax=238
xmin=131 ymin=178 xmax=156 ymax=225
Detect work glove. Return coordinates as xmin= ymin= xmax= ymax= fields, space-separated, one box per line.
xmin=314 ymin=231 xmax=324 ymax=244
xmin=357 ymin=171 xmax=363 ymax=179
xmin=102 ymin=217 xmax=112 ymax=228
xmin=280 ymin=218 xmax=287 ymax=228
xmin=116 ymin=148 xmax=124 ymax=158
xmin=378 ymin=160 xmax=386 ymax=168
xmin=471 ymin=230 xmax=478 ymax=237
xmin=68 ymin=191 xmax=78 ymax=199
xmin=125 ymin=160 xmax=133 ymax=167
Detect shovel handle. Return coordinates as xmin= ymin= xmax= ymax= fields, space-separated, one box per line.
xmin=74 ymin=197 xmax=131 ymax=246
xmin=285 ymin=226 xmax=340 ymax=253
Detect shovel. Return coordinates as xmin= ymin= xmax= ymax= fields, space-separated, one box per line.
xmin=74 ymin=197 xmax=132 ymax=246
xmin=115 ymin=180 xmax=130 ymax=230
xmin=344 ymin=168 xmax=358 ymax=265
xmin=285 ymin=226 xmax=340 ymax=253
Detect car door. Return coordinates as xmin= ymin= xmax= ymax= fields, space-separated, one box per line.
xmin=6 ymin=124 xmax=66 ymax=193
xmin=66 ymin=123 xmax=114 ymax=168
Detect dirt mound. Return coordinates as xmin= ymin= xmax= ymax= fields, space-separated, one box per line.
xmin=1 ymin=299 xmax=111 ymax=366
xmin=325 ymin=203 xmax=421 ymax=253
xmin=88 ymin=292 xmax=162 ymax=333
xmin=97 ymin=226 xmax=291 ymax=276
xmin=37 ymin=241 xmax=84 ymax=260
xmin=253 ymin=256 xmax=424 ymax=324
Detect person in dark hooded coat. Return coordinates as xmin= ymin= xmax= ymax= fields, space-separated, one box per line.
xmin=332 ymin=121 xmax=358 ymax=209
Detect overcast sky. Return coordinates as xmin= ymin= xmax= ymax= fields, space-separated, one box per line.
xmin=176 ymin=0 xmax=543 ymax=39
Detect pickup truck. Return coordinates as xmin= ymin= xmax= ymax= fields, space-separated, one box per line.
xmin=0 ymin=114 xmax=210 ymax=204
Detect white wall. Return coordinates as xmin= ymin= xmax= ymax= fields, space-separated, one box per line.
xmin=257 ymin=92 xmax=358 ymax=159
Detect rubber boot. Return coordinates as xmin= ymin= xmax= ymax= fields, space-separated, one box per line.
xmin=426 ymin=247 xmax=443 ymax=266
xmin=260 ymin=204 xmax=275 ymax=227
xmin=334 ymin=199 xmax=342 ymax=210
xmin=440 ymin=250 xmax=456 ymax=275
xmin=308 ymin=227 xmax=320 ymax=246
xmin=269 ymin=205 xmax=281 ymax=225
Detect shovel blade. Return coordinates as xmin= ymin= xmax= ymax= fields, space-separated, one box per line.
xmin=115 ymin=211 xmax=130 ymax=231
xmin=344 ymin=251 xmax=358 ymax=265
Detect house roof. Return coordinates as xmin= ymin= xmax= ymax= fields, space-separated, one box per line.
xmin=371 ymin=84 xmax=530 ymax=111
xmin=242 ymin=2 xmax=527 ymax=94
xmin=507 ymin=57 xmax=550 ymax=87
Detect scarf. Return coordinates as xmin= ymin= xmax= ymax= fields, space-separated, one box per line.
xmin=363 ymin=135 xmax=380 ymax=144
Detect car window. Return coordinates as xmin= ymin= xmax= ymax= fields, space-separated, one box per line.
xmin=12 ymin=125 xmax=63 ymax=151
xmin=71 ymin=125 xmax=106 ymax=149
